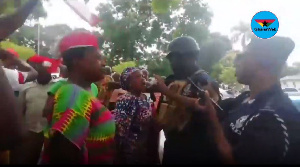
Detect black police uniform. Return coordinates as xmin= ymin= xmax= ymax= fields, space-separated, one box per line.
xmin=161 ymin=70 xmax=222 ymax=164
xmin=223 ymin=84 xmax=300 ymax=164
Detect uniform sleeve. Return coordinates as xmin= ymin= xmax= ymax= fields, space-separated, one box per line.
xmin=50 ymin=84 xmax=92 ymax=150
xmin=233 ymin=112 xmax=288 ymax=164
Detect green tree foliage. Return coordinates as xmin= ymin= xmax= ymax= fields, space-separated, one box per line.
xmin=219 ymin=67 xmax=237 ymax=86
xmin=211 ymin=51 xmax=243 ymax=90
xmin=152 ymin=0 xmax=181 ymax=14
xmin=112 ymin=61 xmax=137 ymax=74
xmin=9 ymin=24 xmax=72 ymax=57
xmin=146 ymin=58 xmax=172 ymax=77
xmin=96 ymin=0 xmax=231 ymax=76
xmin=0 ymin=40 xmax=36 ymax=60
xmin=199 ymin=33 xmax=232 ymax=73
xmin=0 ymin=0 xmax=47 ymax=20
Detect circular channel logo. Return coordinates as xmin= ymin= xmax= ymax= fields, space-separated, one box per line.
xmin=251 ymin=11 xmax=279 ymax=39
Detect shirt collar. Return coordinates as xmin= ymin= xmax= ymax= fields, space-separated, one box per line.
xmin=244 ymin=84 xmax=282 ymax=106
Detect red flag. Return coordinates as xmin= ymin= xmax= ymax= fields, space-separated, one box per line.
xmin=64 ymin=0 xmax=100 ymax=27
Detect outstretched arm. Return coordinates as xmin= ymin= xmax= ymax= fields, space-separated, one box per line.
xmin=154 ymin=75 xmax=200 ymax=109
xmin=195 ymin=92 xmax=235 ymax=164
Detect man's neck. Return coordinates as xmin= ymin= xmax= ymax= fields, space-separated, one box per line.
xmin=249 ymin=77 xmax=278 ymax=99
xmin=68 ymin=74 xmax=91 ymax=90
xmin=175 ymin=67 xmax=199 ymax=80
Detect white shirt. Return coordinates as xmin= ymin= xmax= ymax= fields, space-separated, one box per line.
xmin=2 ymin=67 xmax=28 ymax=91
xmin=19 ymin=82 xmax=52 ymax=133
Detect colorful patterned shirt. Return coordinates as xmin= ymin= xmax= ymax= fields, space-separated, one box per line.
xmin=114 ymin=93 xmax=153 ymax=163
xmin=39 ymin=80 xmax=115 ymax=164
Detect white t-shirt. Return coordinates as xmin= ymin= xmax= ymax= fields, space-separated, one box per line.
xmin=2 ymin=67 xmax=28 ymax=91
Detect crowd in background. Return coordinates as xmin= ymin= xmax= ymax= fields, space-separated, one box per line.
xmin=0 ymin=0 xmax=300 ymax=165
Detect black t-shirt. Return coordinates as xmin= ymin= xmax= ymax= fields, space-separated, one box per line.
xmin=163 ymin=111 xmax=221 ymax=164
xmin=223 ymin=85 xmax=300 ymax=164
xmin=162 ymin=71 xmax=222 ymax=164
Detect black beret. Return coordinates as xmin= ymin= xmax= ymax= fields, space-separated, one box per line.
xmin=168 ymin=36 xmax=200 ymax=53
xmin=245 ymin=36 xmax=295 ymax=63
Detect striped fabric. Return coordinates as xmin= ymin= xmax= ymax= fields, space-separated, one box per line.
xmin=40 ymin=80 xmax=115 ymax=164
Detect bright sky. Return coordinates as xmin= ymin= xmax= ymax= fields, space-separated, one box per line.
xmin=43 ymin=0 xmax=300 ymax=65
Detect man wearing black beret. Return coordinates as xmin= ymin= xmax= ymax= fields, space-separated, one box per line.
xmin=196 ymin=36 xmax=300 ymax=164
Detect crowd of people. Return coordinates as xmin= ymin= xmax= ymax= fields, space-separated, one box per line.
xmin=0 ymin=0 xmax=300 ymax=165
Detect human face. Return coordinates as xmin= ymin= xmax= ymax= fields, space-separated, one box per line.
xmin=29 ymin=62 xmax=52 ymax=85
xmin=234 ymin=52 xmax=259 ymax=85
xmin=77 ymin=48 xmax=105 ymax=83
xmin=142 ymin=70 xmax=149 ymax=81
xmin=168 ymin=52 xmax=198 ymax=77
xmin=129 ymin=70 xmax=147 ymax=93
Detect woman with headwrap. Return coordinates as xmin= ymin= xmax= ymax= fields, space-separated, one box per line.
xmin=114 ymin=67 xmax=157 ymax=164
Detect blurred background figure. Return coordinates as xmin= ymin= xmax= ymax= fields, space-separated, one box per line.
xmin=10 ymin=56 xmax=53 ymax=164
xmin=0 ymin=0 xmax=39 ymax=164
xmin=112 ymin=72 xmax=121 ymax=83
xmin=0 ymin=49 xmax=38 ymax=96
xmin=96 ymin=66 xmax=113 ymax=106
xmin=108 ymin=72 xmax=126 ymax=111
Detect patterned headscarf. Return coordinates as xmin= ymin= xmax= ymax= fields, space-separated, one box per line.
xmin=120 ymin=67 xmax=139 ymax=91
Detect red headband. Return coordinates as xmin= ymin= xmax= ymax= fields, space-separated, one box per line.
xmin=6 ymin=48 xmax=19 ymax=58
xmin=59 ymin=31 xmax=99 ymax=54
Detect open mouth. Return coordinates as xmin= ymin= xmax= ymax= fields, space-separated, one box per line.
xmin=142 ymin=80 xmax=147 ymax=87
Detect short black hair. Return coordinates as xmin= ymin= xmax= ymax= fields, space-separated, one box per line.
xmin=62 ymin=46 xmax=95 ymax=71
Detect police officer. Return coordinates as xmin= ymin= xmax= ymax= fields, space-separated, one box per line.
xmin=196 ymin=36 xmax=300 ymax=164
xmin=158 ymin=36 xmax=222 ymax=164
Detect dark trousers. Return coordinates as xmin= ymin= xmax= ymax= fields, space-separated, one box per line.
xmin=10 ymin=131 xmax=44 ymax=164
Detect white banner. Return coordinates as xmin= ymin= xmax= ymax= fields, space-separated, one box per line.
xmin=64 ymin=0 xmax=100 ymax=27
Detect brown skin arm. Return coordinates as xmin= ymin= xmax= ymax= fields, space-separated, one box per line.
xmin=0 ymin=67 xmax=23 ymax=150
xmin=195 ymin=92 xmax=235 ymax=164
xmin=0 ymin=0 xmax=38 ymax=41
xmin=155 ymin=74 xmax=234 ymax=163
xmin=16 ymin=59 xmax=38 ymax=82
xmin=154 ymin=74 xmax=200 ymax=109
xmin=42 ymin=95 xmax=54 ymax=118
xmin=0 ymin=49 xmax=38 ymax=82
